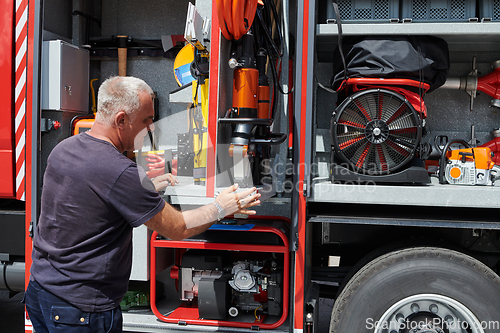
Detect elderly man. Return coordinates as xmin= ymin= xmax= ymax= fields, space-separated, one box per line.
xmin=24 ymin=76 xmax=260 ymax=332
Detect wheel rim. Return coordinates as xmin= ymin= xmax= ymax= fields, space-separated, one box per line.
xmin=374 ymin=294 xmax=485 ymax=333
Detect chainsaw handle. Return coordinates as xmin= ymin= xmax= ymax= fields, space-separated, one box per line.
xmin=438 ymin=139 xmax=471 ymax=184
xmin=458 ymin=151 xmax=474 ymax=163
xmin=433 ymin=135 xmax=448 ymax=155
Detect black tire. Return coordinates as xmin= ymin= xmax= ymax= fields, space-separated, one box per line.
xmin=330 ymin=247 xmax=500 ymax=333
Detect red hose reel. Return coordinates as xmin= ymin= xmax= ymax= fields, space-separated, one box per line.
xmin=216 ymin=0 xmax=258 ymax=40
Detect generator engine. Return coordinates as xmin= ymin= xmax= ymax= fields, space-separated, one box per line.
xmin=228 ymin=260 xmax=282 ymax=317
xmin=174 ymin=250 xmax=282 ymax=320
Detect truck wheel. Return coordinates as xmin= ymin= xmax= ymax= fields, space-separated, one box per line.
xmin=330 ymin=247 xmax=500 ymax=333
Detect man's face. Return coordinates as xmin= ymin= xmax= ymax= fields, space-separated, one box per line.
xmin=129 ymin=92 xmax=155 ymax=151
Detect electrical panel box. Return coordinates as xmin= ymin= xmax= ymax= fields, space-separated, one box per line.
xmin=41 ymin=40 xmax=89 ymax=112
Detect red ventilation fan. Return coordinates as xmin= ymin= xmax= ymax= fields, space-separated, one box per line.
xmin=330 ymin=79 xmax=430 ymax=183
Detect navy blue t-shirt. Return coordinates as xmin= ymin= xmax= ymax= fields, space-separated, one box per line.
xmin=31 ymin=132 xmax=165 ymax=312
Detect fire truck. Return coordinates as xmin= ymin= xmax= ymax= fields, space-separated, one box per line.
xmin=2 ymin=0 xmax=500 ymax=332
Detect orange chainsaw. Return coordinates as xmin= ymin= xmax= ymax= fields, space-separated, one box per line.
xmin=439 ymin=139 xmax=500 ymax=186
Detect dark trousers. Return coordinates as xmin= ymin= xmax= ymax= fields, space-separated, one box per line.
xmin=24 ymin=280 xmax=123 ymax=333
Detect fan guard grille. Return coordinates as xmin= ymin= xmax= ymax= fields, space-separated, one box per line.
xmin=332 ymin=89 xmax=422 ymax=175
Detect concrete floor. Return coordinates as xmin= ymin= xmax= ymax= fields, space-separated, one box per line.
xmin=0 ymin=291 xmax=334 ymax=333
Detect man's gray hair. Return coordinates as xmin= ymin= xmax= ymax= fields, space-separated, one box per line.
xmin=96 ymin=76 xmax=154 ymax=125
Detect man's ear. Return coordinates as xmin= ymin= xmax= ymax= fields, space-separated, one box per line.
xmin=114 ymin=111 xmax=127 ymax=128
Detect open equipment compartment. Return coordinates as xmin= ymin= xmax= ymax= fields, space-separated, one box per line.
xmin=150 ymin=216 xmax=290 ymax=330
xmin=311 ymin=1 xmax=500 ymax=209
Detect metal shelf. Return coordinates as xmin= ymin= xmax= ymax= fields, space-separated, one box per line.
xmin=163 ymin=179 xmax=291 ymax=217
xmin=317 ymin=22 xmax=500 ymax=54
xmin=317 ymin=22 xmax=500 ymax=38
xmin=310 ymin=178 xmax=500 ymax=208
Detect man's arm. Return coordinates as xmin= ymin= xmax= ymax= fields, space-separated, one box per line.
xmin=144 ymin=184 xmax=261 ymax=240
xmin=144 ymin=201 xmax=216 ymax=240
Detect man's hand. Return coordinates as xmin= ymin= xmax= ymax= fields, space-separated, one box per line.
xmin=152 ymin=173 xmax=179 ymax=191
xmin=145 ymin=183 xmax=261 ymax=241
xmin=145 ymin=154 xmax=165 ymax=178
xmin=215 ymin=184 xmax=261 ymax=216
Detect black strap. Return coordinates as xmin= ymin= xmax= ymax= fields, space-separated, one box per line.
xmin=332 ymin=2 xmax=347 ymax=90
